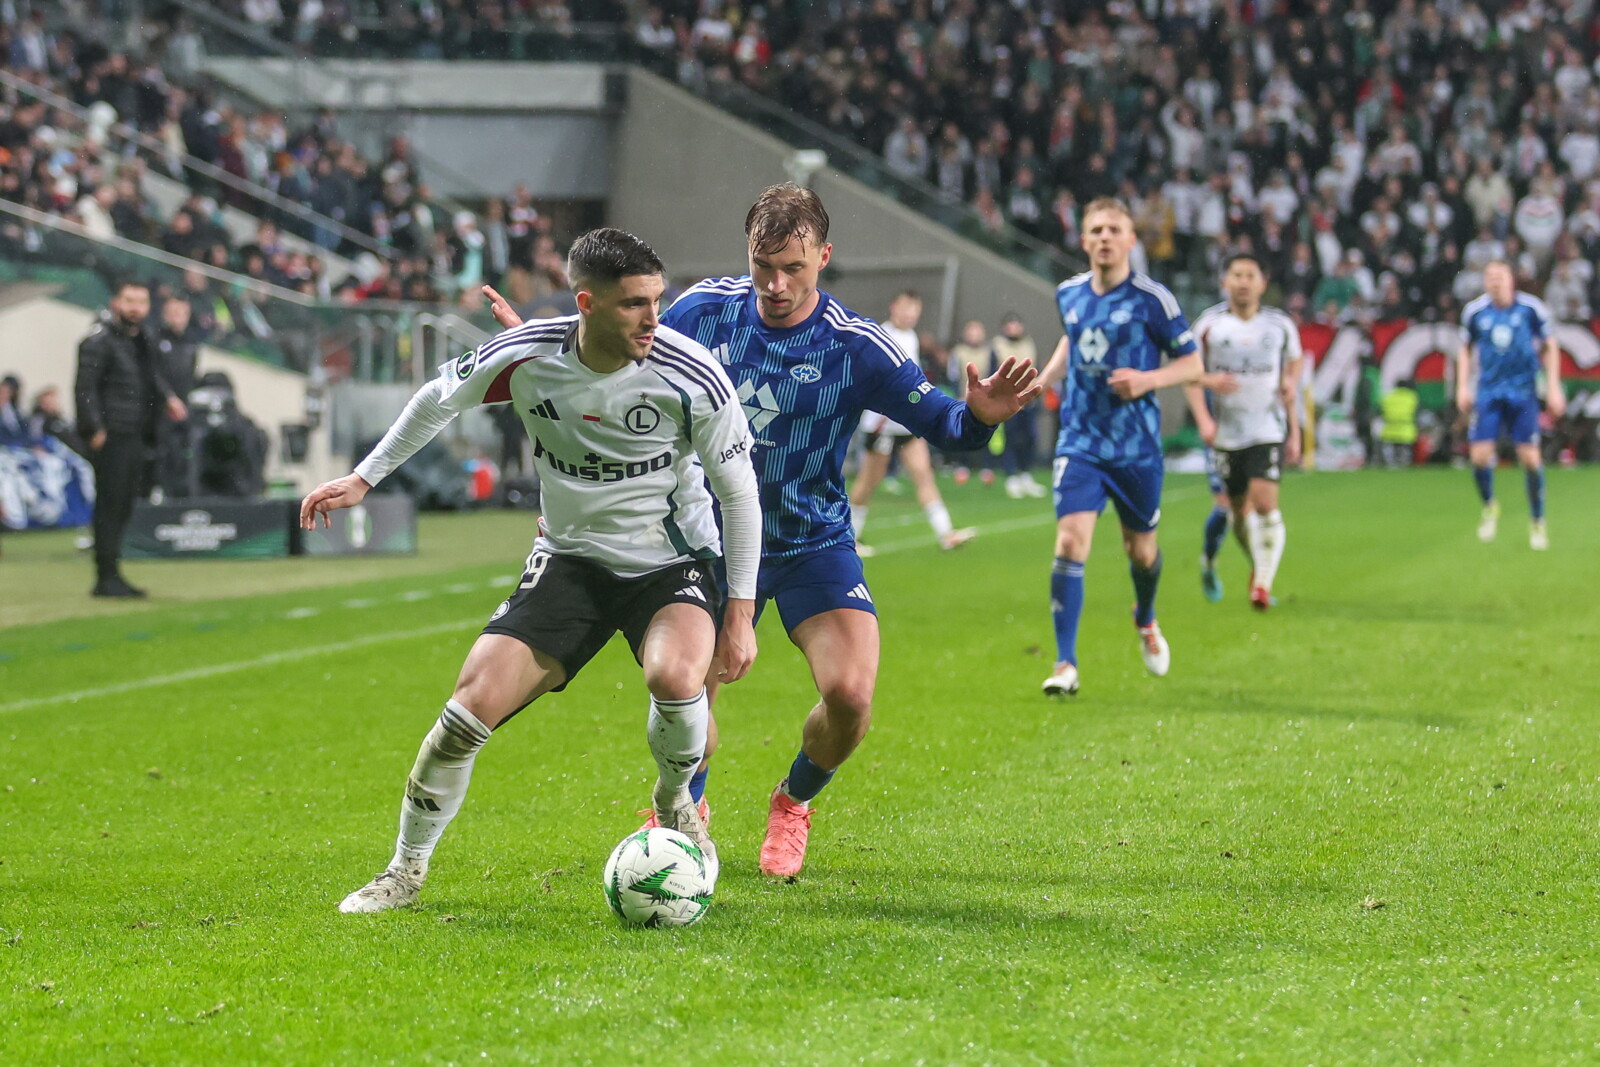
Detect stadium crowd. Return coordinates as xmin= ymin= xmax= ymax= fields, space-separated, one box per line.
xmin=638 ymin=0 xmax=1600 ymax=324
xmin=160 ymin=1 xmax=1600 ymax=326
xmin=0 ymin=11 xmax=577 ymax=314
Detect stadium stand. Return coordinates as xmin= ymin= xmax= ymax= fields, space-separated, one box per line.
xmin=170 ymin=2 xmax=1600 ymax=325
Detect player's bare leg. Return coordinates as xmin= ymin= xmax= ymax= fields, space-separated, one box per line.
xmin=341 ymin=635 xmax=564 ymax=913
xmin=1044 ymin=510 xmax=1096 ymax=696
xmin=1124 ymin=526 xmax=1170 ymax=676
xmin=1241 ymin=478 xmax=1285 ymax=609
xmin=849 ymin=447 xmax=892 ymax=556
xmin=636 ymin=604 xmax=719 ymax=869
xmin=760 ymin=607 xmax=879 ymax=877
xmin=1515 ymin=442 xmax=1548 ymax=549
xmin=900 ymin=438 xmax=975 ymax=549
xmin=1469 ymin=440 xmax=1500 ymax=542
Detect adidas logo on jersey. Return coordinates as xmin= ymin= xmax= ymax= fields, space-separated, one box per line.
xmin=530 ymin=398 xmax=561 ymax=420
xmin=846 ymin=583 xmax=873 ymax=603
xmin=736 ymin=379 xmax=781 ymax=434
xmin=676 ymin=585 xmax=708 ymax=602
xmin=709 ymin=343 xmax=732 ymax=364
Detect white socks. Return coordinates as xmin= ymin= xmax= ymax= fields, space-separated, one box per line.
xmin=390 ymin=699 xmax=491 ymax=881
xmin=649 ymin=688 xmax=709 ymax=809
xmin=925 ymin=501 xmax=953 ymax=539
xmin=1245 ymin=509 xmax=1287 ymax=590
xmin=850 ymin=503 xmax=868 ymax=538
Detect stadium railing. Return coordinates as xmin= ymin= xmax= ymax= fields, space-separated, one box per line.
xmin=0 ymin=198 xmax=488 ymax=384
xmin=0 ymin=70 xmax=395 ymax=265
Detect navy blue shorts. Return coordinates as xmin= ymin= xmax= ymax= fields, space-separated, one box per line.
xmin=1469 ymin=395 xmax=1540 ymax=445
xmin=753 ymin=543 xmax=877 ymax=632
xmin=1052 ymin=452 xmax=1164 ymax=532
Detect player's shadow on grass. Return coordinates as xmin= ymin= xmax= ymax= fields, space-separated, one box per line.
xmin=1197 ymin=689 xmax=1464 ymax=729
xmin=1303 ymin=599 xmax=1506 ymax=626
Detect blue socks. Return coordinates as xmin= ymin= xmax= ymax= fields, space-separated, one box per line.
xmin=1526 ymin=467 xmax=1545 ymax=521
xmin=1131 ymin=552 xmax=1162 ymax=628
xmin=688 ymin=765 xmax=708 ymax=803
xmin=783 ymin=749 xmax=835 ymax=804
xmin=1473 ymin=466 xmax=1494 ymax=504
xmin=1050 ymin=557 xmax=1085 ymax=665
xmin=1202 ymin=506 xmax=1229 ymax=563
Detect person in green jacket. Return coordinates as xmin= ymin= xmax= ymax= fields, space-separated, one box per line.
xmin=1379 ymin=377 xmax=1419 ymax=467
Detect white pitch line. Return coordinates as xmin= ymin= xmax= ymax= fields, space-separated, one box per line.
xmin=5 ymin=488 xmax=1206 ymax=715
xmin=0 ymin=618 xmax=482 ymax=716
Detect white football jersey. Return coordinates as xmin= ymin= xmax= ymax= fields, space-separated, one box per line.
xmin=860 ymin=321 xmax=919 ymax=436
xmin=1192 ymin=303 xmax=1302 ymax=451
xmin=356 ymin=316 xmax=757 ymax=588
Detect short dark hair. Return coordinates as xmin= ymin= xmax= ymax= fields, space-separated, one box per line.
xmin=1223 ymin=252 xmax=1267 ymax=276
xmin=893 ymin=289 xmax=922 ymax=303
xmin=113 ymin=278 xmax=149 ymax=297
xmin=565 ymin=228 xmax=665 ymax=290
xmin=745 ymin=183 xmax=831 ymax=254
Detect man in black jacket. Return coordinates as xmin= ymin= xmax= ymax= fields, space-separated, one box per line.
xmin=74 ymin=281 xmax=187 ymax=598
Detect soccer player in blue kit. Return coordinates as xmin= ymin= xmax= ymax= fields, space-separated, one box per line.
xmin=1457 ymin=260 xmax=1565 ymax=549
xmin=1037 ymin=198 xmax=1203 ymax=697
xmin=487 ymin=184 xmax=1039 ymax=877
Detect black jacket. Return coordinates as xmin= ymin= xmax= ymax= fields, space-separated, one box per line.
xmin=74 ymin=314 xmax=173 ymax=438
xmin=155 ymin=325 xmax=202 ymax=401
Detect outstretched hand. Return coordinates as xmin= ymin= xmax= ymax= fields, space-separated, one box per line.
xmin=299 ymin=473 xmax=372 ymax=530
xmin=482 ymin=285 xmax=524 ymax=329
xmin=964 ymin=356 xmax=1043 ymax=426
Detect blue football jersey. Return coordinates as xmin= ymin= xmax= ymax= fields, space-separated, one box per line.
xmin=662 ymin=277 xmax=994 ymax=557
xmin=1461 ymin=293 xmax=1550 ymax=402
xmin=1054 ymin=271 xmax=1197 ymax=464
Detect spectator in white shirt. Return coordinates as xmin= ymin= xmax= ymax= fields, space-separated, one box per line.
xmin=1406 ymin=183 xmax=1454 ymax=233
xmin=1257 ymin=169 xmax=1299 ymax=225
xmin=1559 ymin=128 xmax=1600 ymax=182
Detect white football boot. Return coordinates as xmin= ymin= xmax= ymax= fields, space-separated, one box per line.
xmin=1042 ymin=662 xmax=1080 ymax=697
xmin=1477 ymin=501 xmax=1500 ymax=543
xmin=654 ymin=784 xmax=719 ymax=885
xmin=339 ymin=868 xmax=422 ymax=914
xmin=1136 ymin=619 xmax=1171 ymax=677
xmin=1529 ymin=520 xmax=1549 ymax=551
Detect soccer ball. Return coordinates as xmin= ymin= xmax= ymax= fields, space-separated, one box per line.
xmin=602 ymin=827 xmax=714 ymax=927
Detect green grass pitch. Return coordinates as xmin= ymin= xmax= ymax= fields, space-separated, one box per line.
xmin=2 ymin=468 xmax=1598 ymax=1064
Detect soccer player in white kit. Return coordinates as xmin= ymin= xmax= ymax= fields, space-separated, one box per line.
xmin=1184 ymin=253 xmax=1302 ymax=610
xmin=847 ymin=290 xmax=976 ymax=554
xmin=300 ymin=229 xmax=761 ymax=913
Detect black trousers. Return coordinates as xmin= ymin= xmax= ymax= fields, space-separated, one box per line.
xmin=91 ymin=432 xmax=153 ymax=580
xmin=1002 ymin=405 xmax=1040 ymax=476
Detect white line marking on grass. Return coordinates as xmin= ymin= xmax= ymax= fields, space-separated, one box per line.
xmin=283 ymin=606 xmax=320 ymax=619
xmin=489 ymin=575 xmax=516 ymax=587
xmin=0 ymin=618 xmax=482 ymax=716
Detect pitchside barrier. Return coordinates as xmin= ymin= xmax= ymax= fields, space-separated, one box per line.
xmin=1299 ymin=318 xmax=1600 ymax=413
xmin=124 ymin=496 xmax=417 ymax=560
